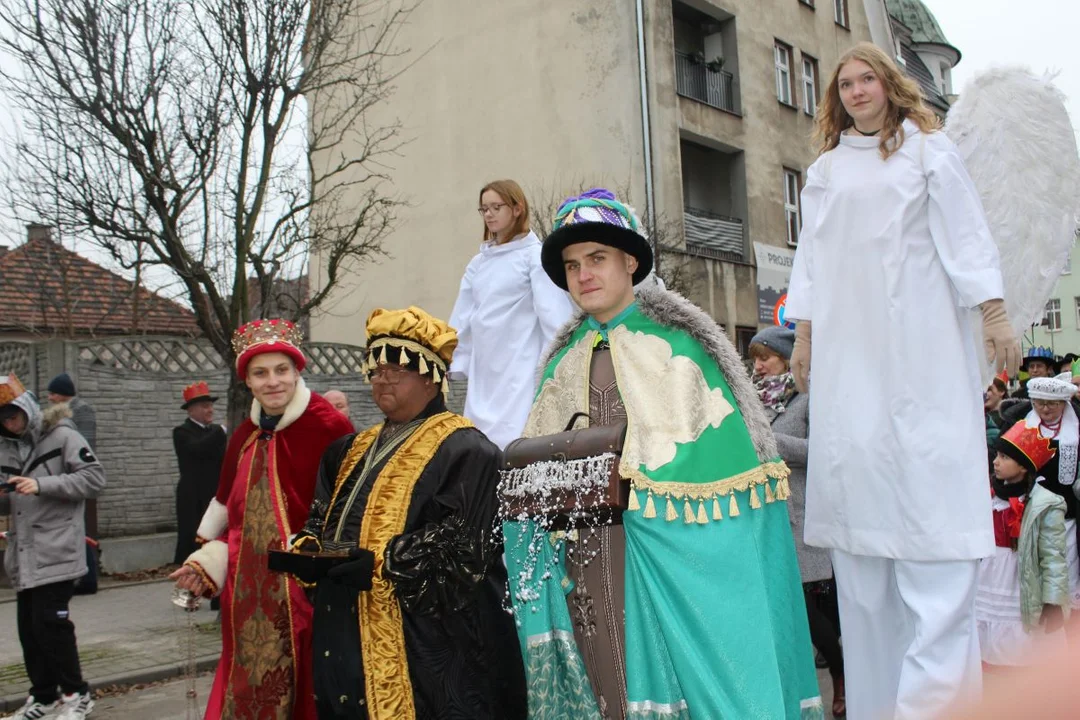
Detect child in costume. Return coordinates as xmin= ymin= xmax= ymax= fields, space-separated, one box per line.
xmin=448 ymin=179 xmax=574 ymax=449
xmin=977 ymin=421 xmax=1069 ymax=667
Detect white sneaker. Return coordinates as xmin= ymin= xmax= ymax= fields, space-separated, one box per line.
xmin=54 ymin=693 xmax=93 ymax=720
xmin=1 ymin=697 xmax=60 ymax=720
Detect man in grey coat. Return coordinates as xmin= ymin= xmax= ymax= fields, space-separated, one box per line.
xmin=46 ymin=372 xmax=98 ymax=595
xmin=0 ymin=374 xmax=105 ymax=720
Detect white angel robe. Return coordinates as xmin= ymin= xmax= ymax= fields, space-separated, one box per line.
xmin=786 ymin=120 xmax=999 ymax=562
xmin=449 ymin=231 xmax=574 ymax=449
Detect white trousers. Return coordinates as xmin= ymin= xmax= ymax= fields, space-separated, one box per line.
xmin=832 ymin=550 xmax=982 ymax=720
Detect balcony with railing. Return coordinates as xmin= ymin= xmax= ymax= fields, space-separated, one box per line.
xmin=675 ymin=51 xmax=737 ymax=115
xmin=684 ymin=206 xmax=745 ymax=263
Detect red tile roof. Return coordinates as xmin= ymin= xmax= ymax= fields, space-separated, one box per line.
xmin=0 ymin=237 xmax=200 ymax=337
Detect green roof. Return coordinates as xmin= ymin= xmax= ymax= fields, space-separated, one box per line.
xmin=886 ymin=0 xmax=953 ymax=47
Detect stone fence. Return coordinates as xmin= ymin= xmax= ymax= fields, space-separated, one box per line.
xmin=0 ymin=336 xmax=465 ymax=539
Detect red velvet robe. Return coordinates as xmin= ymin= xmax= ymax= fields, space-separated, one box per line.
xmin=203 ymin=390 xmax=353 ymax=720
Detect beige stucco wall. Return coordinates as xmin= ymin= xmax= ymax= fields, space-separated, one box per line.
xmin=310 ymin=0 xmax=884 ymax=343
xmin=309 ymin=1 xmax=647 ymax=343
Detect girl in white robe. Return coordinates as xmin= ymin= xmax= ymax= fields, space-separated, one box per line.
xmin=785 ymin=43 xmax=1020 ymax=720
xmin=449 ymin=180 xmax=574 ymax=449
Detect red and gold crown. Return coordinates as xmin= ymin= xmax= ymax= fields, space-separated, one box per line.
xmin=997 ymin=422 xmax=1056 ymax=474
xmin=232 ymin=318 xmax=306 ymax=379
xmin=181 ymin=381 xmax=217 ymax=409
xmin=0 ymin=373 xmax=26 ymax=406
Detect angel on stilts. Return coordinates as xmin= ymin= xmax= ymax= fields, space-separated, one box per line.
xmin=786 ymin=42 xmax=1080 ymax=719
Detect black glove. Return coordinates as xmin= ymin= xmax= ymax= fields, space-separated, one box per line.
xmin=383 ymin=516 xmax=485 ymax=617
xmin=325 ymin=547 xmax=375 ymax=591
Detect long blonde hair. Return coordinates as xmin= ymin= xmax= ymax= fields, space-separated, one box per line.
xmin=815 ymin=42 xmax=940 ymax=160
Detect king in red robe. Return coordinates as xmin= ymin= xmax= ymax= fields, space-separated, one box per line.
xmin=176 ymin=319 xmax=353 ymax=719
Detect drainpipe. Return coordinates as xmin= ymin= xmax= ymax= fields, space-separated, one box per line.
xmin=634 ymin=0 xmax=658 ymax=273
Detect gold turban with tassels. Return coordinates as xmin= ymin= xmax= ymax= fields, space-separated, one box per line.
xmin=364 ymin=307 xmax=458 ymax=392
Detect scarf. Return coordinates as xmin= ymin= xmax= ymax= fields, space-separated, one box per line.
xmin=755 ymin=372 xmax=796 ymax=414
xmin=1026 ymin=404 xmax=1079 ymax=488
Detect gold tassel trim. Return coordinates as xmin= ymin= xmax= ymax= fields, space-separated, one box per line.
xmin=712 ymin=497 xmax=723 ymax=521
xmin=696 ymin=501 xmax=708 ymax=525
xmin=750 ymin=485 xmax=762 ymax=510
xmin=622 ymin=461 xmax=790 ymax=501
xmin=729 ymin=493 xmax=740 ymax=518
xmin=399 ymin=347 xmax=411 ymax=366
xmin=432 ymin=366 xmax=442 ymax=383
xmin=764 ymin=480 xmax=775 ymax=504
xmin=665 ymin=497 xmax=678 ymax=522
xmin=683 ymin=500 xmax=695 ymax=524
xmin=418 ymin=354 xmax=429 ymax=375
xmin=643 ymin=492 xmax=657 ymax=519
xmin=627 ymin=489 xmax=641 ymax=512
xmin=775 ymin=476 xmax=790 ymax=501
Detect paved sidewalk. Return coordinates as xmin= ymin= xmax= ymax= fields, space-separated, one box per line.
xmin=0 ymin=580 xmax=220 ymax=711
xmin=92 ymin=674 xmax=213 ymax=719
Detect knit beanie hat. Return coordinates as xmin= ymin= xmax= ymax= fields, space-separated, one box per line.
xmin=749 ymin=326 xmax=795 ymax=361
xmin=47 ymin=372 xmax=76 ymax=397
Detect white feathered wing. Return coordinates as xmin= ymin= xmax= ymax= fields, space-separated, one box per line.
xmin=944 ymin=67 xmax=1080 ymax=384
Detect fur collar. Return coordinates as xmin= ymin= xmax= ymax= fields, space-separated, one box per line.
xmin=248 ymin=376 xmax=312 ymax=431
xmin=42 ymin=401 xmax=74 ymax=433
xmin=540 ymin=286 xmax=779 ymax=463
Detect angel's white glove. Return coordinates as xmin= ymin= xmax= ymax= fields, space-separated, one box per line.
xmin=981 ymin=299 xmax=1020 ymax=378
xmin=791 ymin=321 xmax=812 ymax=394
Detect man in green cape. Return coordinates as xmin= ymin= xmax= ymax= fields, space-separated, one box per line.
xmin=502 ymin=188 xmax=823 ymax=719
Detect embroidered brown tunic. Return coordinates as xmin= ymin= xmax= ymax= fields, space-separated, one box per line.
xmin=568 ymin=344 xmax=630 ymax=720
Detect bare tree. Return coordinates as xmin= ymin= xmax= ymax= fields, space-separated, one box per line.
xmin=0 ymin=0 xmax=413 ymax=422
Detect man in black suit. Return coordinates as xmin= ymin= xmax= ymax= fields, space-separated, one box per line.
xmin=173 ymin=381 xmax=227 ymax=565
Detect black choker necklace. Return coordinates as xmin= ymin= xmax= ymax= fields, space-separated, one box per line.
xmin=852 ymin=125 xmax=881 ymax=137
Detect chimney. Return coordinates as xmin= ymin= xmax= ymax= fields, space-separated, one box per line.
xmin=26 ymin=223 xmax=53 ymax=243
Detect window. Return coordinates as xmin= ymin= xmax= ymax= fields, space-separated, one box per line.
xmin=784 ymin=168 xmax=801 ymax=246
xmin=774 ymin=41 xmax=794 ymax=106
xmin=1074 ymin=297 xmax=1080 ymax=329
xmin=1045 ymin=298 xmax=1062 ymax=332
xmin=802 ymin=55 xmax=819 ymax=116
xmin=834 ymin=0 xmax=848 ymax=27
xmin=736 ymin=327 xmax=758 ymax=358
xmin=1064 ymin=254 xmax=1072 ymax=275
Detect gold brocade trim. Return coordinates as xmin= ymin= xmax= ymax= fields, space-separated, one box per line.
xmin=224 ymin=431 xmax=261 ymax=705
xmin=267 ymin=435 xmax=302 ymax=703
xmin=357 ymin=412 xmax=473 ymax=720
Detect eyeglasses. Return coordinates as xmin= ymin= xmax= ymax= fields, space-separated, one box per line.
xmin=367 ymin=364 xmax=409 ymax=384
xmin=477 ymin=202 xmax=508 ymax=216
xmin=1032 ymin=399 xmax=1065 ymax=408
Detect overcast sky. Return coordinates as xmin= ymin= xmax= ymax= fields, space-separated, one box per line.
xmin=930 ymin=0 xmax=1080 ymax=134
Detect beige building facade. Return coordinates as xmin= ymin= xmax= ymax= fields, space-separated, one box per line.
xmin=310 ymin=0 xmax=889 ymax=350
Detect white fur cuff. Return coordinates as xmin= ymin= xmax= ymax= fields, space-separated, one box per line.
xmin=185 ymin=539 xmax=228 ymax=596
xmin=195 ymin=498 xmax=228 ymax=543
